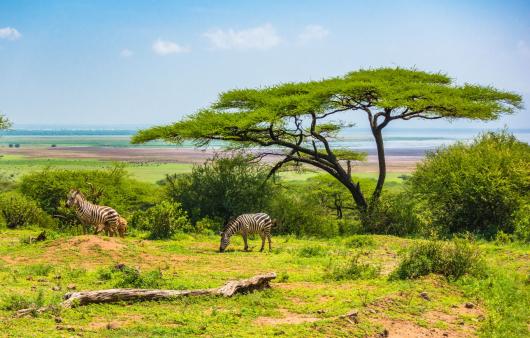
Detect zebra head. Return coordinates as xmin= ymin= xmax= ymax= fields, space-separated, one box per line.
xmin=219 ymin=231 xmax=230 ymax=252
xmin=66 ymin=189 xmax=82 ymax=207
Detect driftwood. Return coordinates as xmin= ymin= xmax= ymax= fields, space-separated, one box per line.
xmin=15 ymin=272 xmax=276 ymax=317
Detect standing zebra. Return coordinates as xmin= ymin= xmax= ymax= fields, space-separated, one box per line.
xmin=219 ymin=213 xmax=274 ymax=252
xmin=66 ymin=189 xmax=120 ymax=236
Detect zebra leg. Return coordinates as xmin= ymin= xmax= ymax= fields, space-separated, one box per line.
xmin=259 ymin=234 xmax=265 ymax=252
xmin=243 ymin=234 xmax=249 ymax=251
xmin=267 ymin=235 xmax=272 ymax=251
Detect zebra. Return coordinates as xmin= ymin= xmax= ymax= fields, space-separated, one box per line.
xmin=66 ymin=189 xmax=120 ymax=236
xmin=219 ymin=213 xmax=274 ymax=253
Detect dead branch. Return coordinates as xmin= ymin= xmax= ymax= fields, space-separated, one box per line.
xmin=15 ymin=272 xmax=276 ymax=317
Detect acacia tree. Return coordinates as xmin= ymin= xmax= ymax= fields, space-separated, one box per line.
xmin=132 ymin=68 xmax=522 ymax=214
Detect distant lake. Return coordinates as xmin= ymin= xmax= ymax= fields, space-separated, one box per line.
xmin=1 ymin=127 xmax=529 ymax=156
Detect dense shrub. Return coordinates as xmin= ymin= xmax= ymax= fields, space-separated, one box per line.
xmin=391 ymin=237 xmax=484 ymax=280
xmin=513 ymin=204 xmax=530 ymax=243
xmin=164 ymin=154 xmax=275 ymax=224
xmin=363 ymin=192 xmax=420 ymax=235
xmin=98 ymin=265 xmax=163 ymax=288
xmin=0 ymin=191 xmax=55 ymax=228
xmin=19 ymin=167 xmax=160 ymax=229
xmin=132 ymin=201 xmax=192 ymax=239
xmin=407 ymin=131 xmax=529 ymax=238
xmin=326 ymin=254 xmax=380 ymax=280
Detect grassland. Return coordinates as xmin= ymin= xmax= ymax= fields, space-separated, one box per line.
xmin=0 ymin=229 xmax=528 ymax=337
xmin=0 ymin=154 xmax=407 ymax=184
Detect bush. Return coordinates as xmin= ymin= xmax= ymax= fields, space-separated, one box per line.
xmin=407 ymin=131 xmax=530 ymax=238
xmin=298 ymin=245 xmax=328 ymax=257
xmin=164 ymin=154 xmax=275 ymax=224
xmin=143 ymin=201 xmax=192 ymax=239
xmin=1 ymin=290 xmax=45 ymax=312
xmin=326 ymin=254 xmax=380 ymax=280
xmin=98 ymin=265 xmax=163 ymax=288
xmin=513 ymin=204 xmax=530 ymax=243
xmin=0 ymin=192 xmax=55 ymax=229
xmin=363 ymin=192 xmax=419 ymax=235
xmin=19 ymin=167 xmax=160 ymax=229
xmin=391 ymin=237 xmax=484 ymax=280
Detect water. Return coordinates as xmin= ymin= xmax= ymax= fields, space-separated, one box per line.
xmin=1 ymin=126 xmax=529 ymax=156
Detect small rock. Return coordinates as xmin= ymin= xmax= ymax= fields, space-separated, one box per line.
xmin=37 ymin=278 xmax=47 ymax=283
xmin=316 ymin=309 xmax=326 ymax=314
xmin=106 ymin=322 xmax=119 ymax=330
xmin=54 ymin=317 xmax=62 ymax=323
xmin=376 ymin=329 xmax=389 ymax=337
xmin=465 ymin=302 xmax=475 ymax=309
xmin=54 ymin=274 xmax=61 ymax=280
xmin=443 ymin=333 xmax=449 ymax=337
xmin=67 ymin=284 xmax=77 ymax=290
xmin=419 ymin=292 xmax=431 ymax=301
xmin=52 ymin=285 xmax=61 ymax=291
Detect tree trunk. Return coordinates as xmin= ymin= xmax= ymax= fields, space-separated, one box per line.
xmin=371 ymin=128 xmax=386 ymax=202
xmin=15 ymin=273 xmax=276 ymax=317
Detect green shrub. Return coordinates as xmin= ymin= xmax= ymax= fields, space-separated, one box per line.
xmin=19 ymin=167 xmax=160 ymax=229
xmin=363 ymin=192 xmax=420 ymax=235
xmin=344 ymin=235 xmax=376 ymax=248
xmin=513 ymin=204 xmax=530 ymax=243
xmin=391 ymin=237 xmax=484 ymax=280
xmin=298 ymin=245 xmax=328 ymax=257
xmin=0 ymin=192 xmax=55 ymax=229
xmin=21 ymin=264 xmax=54 ymax=276
xmin=1 ymin=290 xmax=45 ymax=311
xmin=326 ymin=254 xmax=380 ymax=280
xmin=164 ymin=154 xmax=275 ymax=224
xmin=98 ymin=265 xmax=163 ymax=288
xmin=407 ymin=131 xmax=530 ymax=238
xmin=145 ymin=201 xmax=192 ymax=239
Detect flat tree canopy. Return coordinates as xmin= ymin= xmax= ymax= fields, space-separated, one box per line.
xmin=133 ymin=68 xmax=522 ymax=212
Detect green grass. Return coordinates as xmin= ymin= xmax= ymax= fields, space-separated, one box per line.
xmin=0 ymin=229 xmax=527 ymax=337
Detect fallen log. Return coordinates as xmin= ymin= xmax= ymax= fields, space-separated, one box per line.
xmin=15 ymin=272 xmax=276 ymax=317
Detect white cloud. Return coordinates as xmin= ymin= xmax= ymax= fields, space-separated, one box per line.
xmin=120 ymin=48 xmax=133 ymax=57
xmin=517 ymin=40 xmax=530 ymax=57
xmin=203 ymin=24 xmax=281 ymax=50
xmin=0 ymin=27 xmax=21 ymax=40
xmin=152 ymin=39 xmax=190 ymax=55
xmin=297 ymin=25 xmax=329 ymax=45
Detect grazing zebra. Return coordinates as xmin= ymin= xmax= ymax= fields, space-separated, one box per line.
xmin=219 ymin=213 xmax=274 ymax=253
xmin=95 ymin=216 xmax=127 ymax=238
xmin=66 ymin=189 xmax=120 ymax=236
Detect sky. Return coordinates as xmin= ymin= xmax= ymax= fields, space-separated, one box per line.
xmin=0 ymin=0 xmax=529 ymax=129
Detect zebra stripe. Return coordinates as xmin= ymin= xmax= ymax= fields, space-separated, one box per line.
xmin=66 ymin=189 xmax=120 ymax=236
xmin=219 ymin=213 xmax=273 ymax=252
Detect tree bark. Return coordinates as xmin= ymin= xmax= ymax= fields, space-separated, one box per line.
xmin=371 ymin=128 xmax=386 ymax=202
xmin=15 ymin=273 xmax=276 ymax=317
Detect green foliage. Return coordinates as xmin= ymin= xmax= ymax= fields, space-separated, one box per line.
xmin=391 ymin=237 xmax=484 ymax=280
xmin=164 ymin=154 xmax=275 ymax=224
xmin=133 ymin=68 xmax=521 ymax=146
xmin=408 ymin=131 xmax=530 ymax=238
xmin=297 ymin=245 xmax=328 ymax=257
xmin=363 ymin=192 xmax=420 ymax=235
xmin=326 ymin=254 xmax=380 ymax=280
xmin=344 ymin=235 xmax=375 ymax=248
xmin=139 ymin=201 xmax=193 ymax=239
xmin=1 ymin=290 xmax=45 ymax=312
xmin=0 ymin=191 xmax=55 ymax=229
xmin=21 ymin=264 xmax=54 ymax=276
xmin=98 ymin=265 xmax=163 ymax=288
xmin=18 ymin=167 xmax=159 ymax=229
xmin=513 ymin=204 xmax=530 ymax=243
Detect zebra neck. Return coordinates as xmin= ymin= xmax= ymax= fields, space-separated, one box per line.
xmin=75 ymin=199 xmax=92 ymax=214
xmin=226 ymin=222 xmax=242 ymax=237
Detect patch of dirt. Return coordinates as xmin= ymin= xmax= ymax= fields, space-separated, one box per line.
xmin=42 ymin=235 xmax=126 ymax=266
xmin=371 ymin=317 xmax=465 ymax=338
xmin=255 ymin=308 xmax=320 ymax=325
xmin=87 ymin=314 xmax=144 ymax=330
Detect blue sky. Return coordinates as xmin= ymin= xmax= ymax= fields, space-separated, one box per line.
xmin=0 ymin=0 xmax=529 ymax=128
